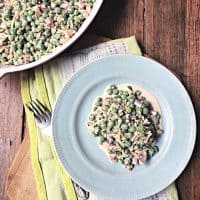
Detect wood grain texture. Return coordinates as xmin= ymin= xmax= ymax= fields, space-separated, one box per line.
xmin=0 ymin=0 xmax=200 ymax=199
xmin=0 ymin=73 xmax=24 ymax=200
xmin=176 ymin=1 xmax=200 ymax=199
xmin=6 ymin=132 xmax=38 ymax=200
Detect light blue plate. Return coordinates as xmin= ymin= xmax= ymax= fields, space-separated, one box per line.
xmin=52 ymin=55 xmax=196 ymax=200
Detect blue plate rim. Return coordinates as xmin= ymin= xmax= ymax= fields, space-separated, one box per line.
xmin=52 ymin=54 xmax=196 ymax=199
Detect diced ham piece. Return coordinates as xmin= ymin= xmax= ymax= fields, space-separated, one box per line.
xmin=60 ymin=1 xmax=69 ymax=9
xmin=135 ymin=100 xmax=142 ymax=107
xmin=86 ymin=6 xmax=91 ymax=13
xmin=138 ymin=150 xmax=147 ymax=165
xmin=132 ymin=157 xmax=138 ymax=165
xmin=80 ymin=9 xmax=89 ymax=18
xmin=102 ymin=141 xmax=109 ymax=150
xmin=76 ymin=2 xmax=85 ymax=9
xmin=0 ymin=33 xmax=7 ymax=43
xmin=34 ymin=6 xmax=42 ymax=18
xmin=0 ymin=46 xmax=5 ymax=53
xmin=23 ymin=54 xmax=32 ymax=63
xmin=110 ymin=154 xmax=117 ymax=163
xmin=46 ymin=19 xmax=55 ymax=28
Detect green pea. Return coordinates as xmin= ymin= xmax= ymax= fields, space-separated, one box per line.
xmin=30 ymin=47 xmax=35 ymax=52
xmin=29 ymin=56 xmax=35 ymax=62
xmin=28 ymin=10 xmax=34 ymax=16
xmin=136 ymin=107 xmax=142 ymax=114
xmin=68 ymin=6 xmax=74 ymax=14
xmin=14 ymin=21 xmax=21 ymax=29
xmin=35 ymin=20 xmax=40 ymax=26
xmin=116 ymin=97 xmax=122 ymax=103
xmin=129 ymin=95 xmax=135 ymax=103
xmin=26 ymin=15 xmax=32 ymax=22
xmin=129 ymin=127 xmax=135 ymax=133
xmin=2 ymin=52 xmax=8 ymax=58
xmin=142 ymin=107 xmax=149 ymax=115
xmin=119 ymin=90 xmax=123 ymax=95
xmin=97 ymin=97 xmax=103 ymax=102
xmin=17 ymin=42 xmax=23 ymax=49
xmin=121 ymin=94 xmax=127 ymax=100
xmin=27 ymin=33 xmax=34 ymax=41
xmin=79 ymin=14 xmax=85 ymax=20
xmin=157 ymin=129 xmax=163 ymax=135
xmin=44 ymin=29 xmax=51 ymax=37
xmin=124 ymin=91 xmax=129 ymax=96
xmin=55 ymin=33 xmax=61 ymax=40
xmin=25 ymin=26 xmax=31 ymax=31
xmin=128 ymin=104 xmax=134 ymax=109
xmin=37 ymin=43 xmax=44 ymax=50
xmin=121 ymin=124 xmax=128 ymax=131
xmin=23 ymin=47 xmax=30 ymax=54
xmin=89 ymin=114 xmax=95 ymax=121
xmin=99 ymin=136 xmax=106 ymax=145
xmin=110 ymin=85 xmax=117 ymax=90
xmin=148 ymin=148 xmax=155 ymax=157
xmin=94 ymin=126 xmax=101 ymax=134
xmin=95 ymin=101 xmax=102 ymax=107
xmin=56 ymin=0 xmax=62 ymax=5
xmin=108 ymin=121 xmax=115 ymax=129
xmin=143 ymin=100 xmax=150 ymax=107
xmin=31 ymin=0 xmax=37 ymax=5
xmin=124 ymin=157 xmax=132 ymax=165
xmin=102 ymin=105 xmax=109 ymax=112
xmin=124 ymin=132 xmax=133 ymax=139
xmin=101 ymin=121 xmax=107 ymax=129
xmin=113 ymin=89 xmax=119 ymax=95
xmin=44 ymin=41 xmax=49 ymax=48
xmin=43 ymin=13 xmax=48 ymax=18
xmin=124 ymin=139 xmax=132 ymax=147
xmin=111 ymin=107 xmax=117 ymax=113
xmin=139 ymin=124 xmax=146 ymax=134
xmin=8 ymin=35 xmax=14 ymax=41
xmin=119 ymin=158 xmax=125 ymax=164
xmin=124 ymin=148 xmax=130 ymax=155
xmin=10 ymin=28 xmax=17 ymax=35
xmin=107 ymin=89 xmax=113 ymax=95
xmin=17 ymin=49 xmax=23 ymax=55
xmin=127 ymin=107 xmax=132 ymax=113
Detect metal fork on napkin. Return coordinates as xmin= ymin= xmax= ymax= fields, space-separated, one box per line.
xmin=26 ymin=99 xmax=89 ymax=200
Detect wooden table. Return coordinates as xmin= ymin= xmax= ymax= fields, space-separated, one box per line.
xmin=0 ymin=1 xmax=199 ymax=199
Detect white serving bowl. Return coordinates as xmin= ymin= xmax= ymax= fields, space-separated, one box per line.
xmin=0 ymin=0 xmax=103 ymax=78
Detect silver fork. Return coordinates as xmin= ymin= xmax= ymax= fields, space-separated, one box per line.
xmin=26 ymin=99 xmax=89 ymax=200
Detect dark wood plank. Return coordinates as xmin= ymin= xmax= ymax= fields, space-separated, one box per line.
xmin=176 ymin=1 xmax=200 ymax=199
xmin=0 ymin=73 xmax=24 ymax=200
xmin=88 ymin=0 xmax=145 ymax=45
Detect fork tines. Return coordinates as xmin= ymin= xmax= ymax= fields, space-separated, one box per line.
xmin=26 ymin=99 xmax=51 ymax=123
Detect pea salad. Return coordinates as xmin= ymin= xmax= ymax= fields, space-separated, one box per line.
xmin=87 ymin=84 xmax=163 ymax=171
xmin=0 ymin=0 xmax=95 ymax=65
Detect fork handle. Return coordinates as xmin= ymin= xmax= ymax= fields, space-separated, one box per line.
xmin=41 ymin=125 xmax=52 ymax=137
